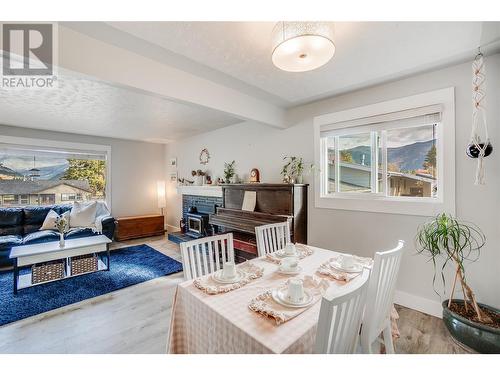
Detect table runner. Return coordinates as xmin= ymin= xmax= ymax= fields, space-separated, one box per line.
xmin=168 ymin=246 xmax=365 ymax=354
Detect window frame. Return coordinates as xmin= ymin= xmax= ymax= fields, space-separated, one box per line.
xmin=0 ymin=135 xmax=112 ymax=211
xmin=313 ymin=88 xmax=455 ymax=216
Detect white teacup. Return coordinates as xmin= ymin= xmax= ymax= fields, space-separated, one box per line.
xmin=281 ymin=257 xmax=299 ymax=271
xmin=287 ymin=278 xmax=304 ymax=303
xmin=284 ymin=243 xmax=297 ymax=256
xmin=222 ymin=262 xmax=236 ymax=279
xmin=339 ymin=254 xmax=355 ymax=269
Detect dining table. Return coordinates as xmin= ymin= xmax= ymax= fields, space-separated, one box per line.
xmin=167 ymin=245 xmax=398 ymax=354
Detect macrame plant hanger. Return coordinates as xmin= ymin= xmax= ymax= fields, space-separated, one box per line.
xmin=466 ymin=47 xmax=493 ymax=185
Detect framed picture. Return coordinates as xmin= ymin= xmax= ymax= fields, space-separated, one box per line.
xmin=170 ymin=172 xmax=178 ymax=182
xmin=169 ymin=158 xmax=177 ymax=167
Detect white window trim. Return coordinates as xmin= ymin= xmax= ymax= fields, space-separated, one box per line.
xmin=0 ymin=135 xmax=112 ymax=212
xmin=313 ymin=87 xmax=455 ymax=217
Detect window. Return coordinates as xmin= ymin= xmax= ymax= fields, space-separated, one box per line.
xmin=324 ymin=122 xmax=438 ymax=198
xmin=0 ymin=136 xmax=111 ymax=209
xmin=61 ymin=193 xmax=83 ymax=201
xmin=314 ymin=88 xmax=455 ymax=216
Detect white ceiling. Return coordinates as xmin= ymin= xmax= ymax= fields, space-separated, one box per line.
xmin=106 ymin=22 xmax=490 ymax=105
xmin=2 ymin=21 xmax=499 ymax=142
xmin=0 ymin=70 xmax=242 ymax=143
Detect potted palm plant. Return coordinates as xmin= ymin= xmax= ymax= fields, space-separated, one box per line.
xmin=415 ymin=213 xmax=499 ymax=353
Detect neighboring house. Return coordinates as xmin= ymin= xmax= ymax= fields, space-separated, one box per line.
xmin=0 ymin=180 xmax=92 ymax=206
xmin=328 ymin=162 xmax=436 ymax=197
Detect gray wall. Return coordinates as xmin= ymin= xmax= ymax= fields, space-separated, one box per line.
xmin=165 ymin=54 xmax=500 ymax=315
xmin=0 ymin=124 xmax=166 ymax=218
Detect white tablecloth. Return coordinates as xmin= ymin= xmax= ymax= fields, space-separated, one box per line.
xmin=168 ymin=246 xmax=359 ymax=354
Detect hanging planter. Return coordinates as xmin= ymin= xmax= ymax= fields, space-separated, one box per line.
xmin=467 ymin=51 xmax=493 ymax=185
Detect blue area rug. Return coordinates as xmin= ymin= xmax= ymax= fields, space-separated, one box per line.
xmin=0 ymin=244 xmax=183 ymax=326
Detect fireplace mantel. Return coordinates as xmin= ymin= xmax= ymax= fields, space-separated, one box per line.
xmin=176 ymin=185 xmax=223 ymax=198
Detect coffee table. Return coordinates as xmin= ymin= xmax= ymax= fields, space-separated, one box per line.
xmin=9 ymin=235 xmax=112 ymax=294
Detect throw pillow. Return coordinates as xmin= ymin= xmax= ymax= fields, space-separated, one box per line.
xmin=39 ymin=209 xmax=59 ymax=230
xmin=39 ymin=210 xmax=70 ymax=232
xmin=70 ymin=201 xmax=97 ymax=228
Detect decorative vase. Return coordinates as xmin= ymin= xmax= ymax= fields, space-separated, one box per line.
xmin=442 ymin=299 xmax=500 ymax=353
xmin=59 ymin=233 xmax=65 ymax=248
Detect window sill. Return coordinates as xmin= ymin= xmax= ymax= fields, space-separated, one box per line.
xmin=315 ymin=193 xmax=453 ymax=217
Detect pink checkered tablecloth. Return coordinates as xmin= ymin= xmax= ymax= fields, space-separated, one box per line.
xmin=167 ymin=246 xmax=363 ymax=354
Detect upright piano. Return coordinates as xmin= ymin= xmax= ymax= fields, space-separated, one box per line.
xmin=209 ymin=183 xmax=308 ymax=262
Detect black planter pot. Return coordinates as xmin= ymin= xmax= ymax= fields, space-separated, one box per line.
xmin=442 ymin=299 xmax=500 ymax=353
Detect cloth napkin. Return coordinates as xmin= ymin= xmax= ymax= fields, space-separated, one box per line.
xmin=316 ymin=255 xmax=373 ymax=282
xmin=265 ymin=243 xmax=314 ymax=264
xmin=248 ymin=275 xmax=329 ymax=326
xmin=193 ymin=261 xmax=264 ymax=295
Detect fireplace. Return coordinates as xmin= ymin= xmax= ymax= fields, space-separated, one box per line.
xmin=186 ymin=211 xmax=210 ymax=238
xmin=167 ymin=188 xmax=223 ymax=244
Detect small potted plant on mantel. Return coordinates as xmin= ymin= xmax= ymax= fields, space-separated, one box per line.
xmin=280 ymin=156 xmax=314 ymax=184
xmin=223 ymin=160 xmax=236 ymax=183
xmin=415 ymin=213 xmax=500 ymax=353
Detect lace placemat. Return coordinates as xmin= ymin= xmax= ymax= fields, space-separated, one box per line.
xmin=248 ymin=276 xmax=328 ymax=326
xmin=265 ymin=243 xmax=314 ymax=264
xmin=316 ymin=255 xmax=373 ymax=282
xmin=193 ymin=261 xmax=264 ymax=295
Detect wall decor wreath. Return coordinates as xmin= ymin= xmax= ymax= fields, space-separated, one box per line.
xmin=199 ymin=148 xmax=210 ymax=165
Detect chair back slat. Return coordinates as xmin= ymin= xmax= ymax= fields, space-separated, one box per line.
xmin=361 ymin=240 xmax=405 ymax=349
xmin=180 ymin=233 xmax=235 ymax=280
xmin=315 ymin=268 xmax=370 ymax=354
xmin=255 ymin=221 xmax=291 ymax=257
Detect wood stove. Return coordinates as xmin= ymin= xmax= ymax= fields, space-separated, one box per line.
xmin=186 ymin=211 xmax=210 ymax=238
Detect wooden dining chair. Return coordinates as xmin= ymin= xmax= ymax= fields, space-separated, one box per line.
xmin=314 ymin=268 xmax=370 ymax=354
xmin=179 ymin=233 xmax=235 ymax=280
xmin=255 ymin=221 xmax=291 ymax=257
xmin=360 ymin=240 xmax=405 ymax=354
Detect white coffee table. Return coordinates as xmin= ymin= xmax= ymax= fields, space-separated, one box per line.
xmin=9 ymin=235 xmax=112 ymax=294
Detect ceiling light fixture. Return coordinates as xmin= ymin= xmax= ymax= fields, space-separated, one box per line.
xmin=271 ymin=22 xmax=335 ymax=73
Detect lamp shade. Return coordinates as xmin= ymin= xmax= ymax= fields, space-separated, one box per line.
xmin=157 ymin=180 xmax=166 ymax=209
xmin=271 ymin=22 xmax=335 ymax=72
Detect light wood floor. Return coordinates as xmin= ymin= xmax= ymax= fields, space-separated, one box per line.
xmin=0 ymin=235 xmax=466 ymax=354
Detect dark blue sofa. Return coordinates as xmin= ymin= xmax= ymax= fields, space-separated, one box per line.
xmin=0 ymin=204 xmax=116 ymax=267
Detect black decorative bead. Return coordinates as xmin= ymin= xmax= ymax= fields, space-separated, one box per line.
xmin=466 ymin=142 xmax=493 ymax=158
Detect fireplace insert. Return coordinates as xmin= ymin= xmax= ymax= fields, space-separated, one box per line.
xmin=186 ymin=212 xmax=210 ymax=238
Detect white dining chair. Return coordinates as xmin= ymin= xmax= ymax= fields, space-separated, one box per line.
xmin=179 ymin=233 xmax=235 ymax=280
xmin=314 ymin=268 xmax=370 ymax=354
xmin=255 ymin=221 xmax=291 ymax=257
xmin=360 ymin=240 xmax=405 ymax=354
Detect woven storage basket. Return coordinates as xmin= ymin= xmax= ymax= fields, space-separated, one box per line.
xmin=32 ymin=260 xmax=65 ymax=284
xmin=71 ymin=254 xmax=98 ymax=275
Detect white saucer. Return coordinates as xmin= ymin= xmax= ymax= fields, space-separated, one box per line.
xmin=275 ymin=249 xmax=299 ymax=258
xmin=212 ymin=269 xmax=245 ymax=284
xmin=271 ymin=287 xmax=314 ymax=308
xmin=276 ymin=266 xmax=303 ymax=275
xmin=329 ymin=260 xmax=363 ymax=273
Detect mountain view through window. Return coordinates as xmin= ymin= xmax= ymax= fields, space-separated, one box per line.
xmin=327 ymin=124 xmax=438 ymax=198
xmin=0 ymin=152 xmax=106 ymax=207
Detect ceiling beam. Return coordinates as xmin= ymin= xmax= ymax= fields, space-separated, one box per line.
xmin=58 ymin=26 xmax=286 ymax=129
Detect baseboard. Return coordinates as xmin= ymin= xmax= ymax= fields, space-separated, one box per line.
xmin=394 ymin=290 xmax=443 ymax=318
xmin=166 ymin=224 xmax=181 ymax=233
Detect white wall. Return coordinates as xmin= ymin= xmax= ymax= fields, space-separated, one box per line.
xmin=0 ymin=124 xmax=166 ymax=218
xmin=165 ymin=54 xmax=500 ymax=316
